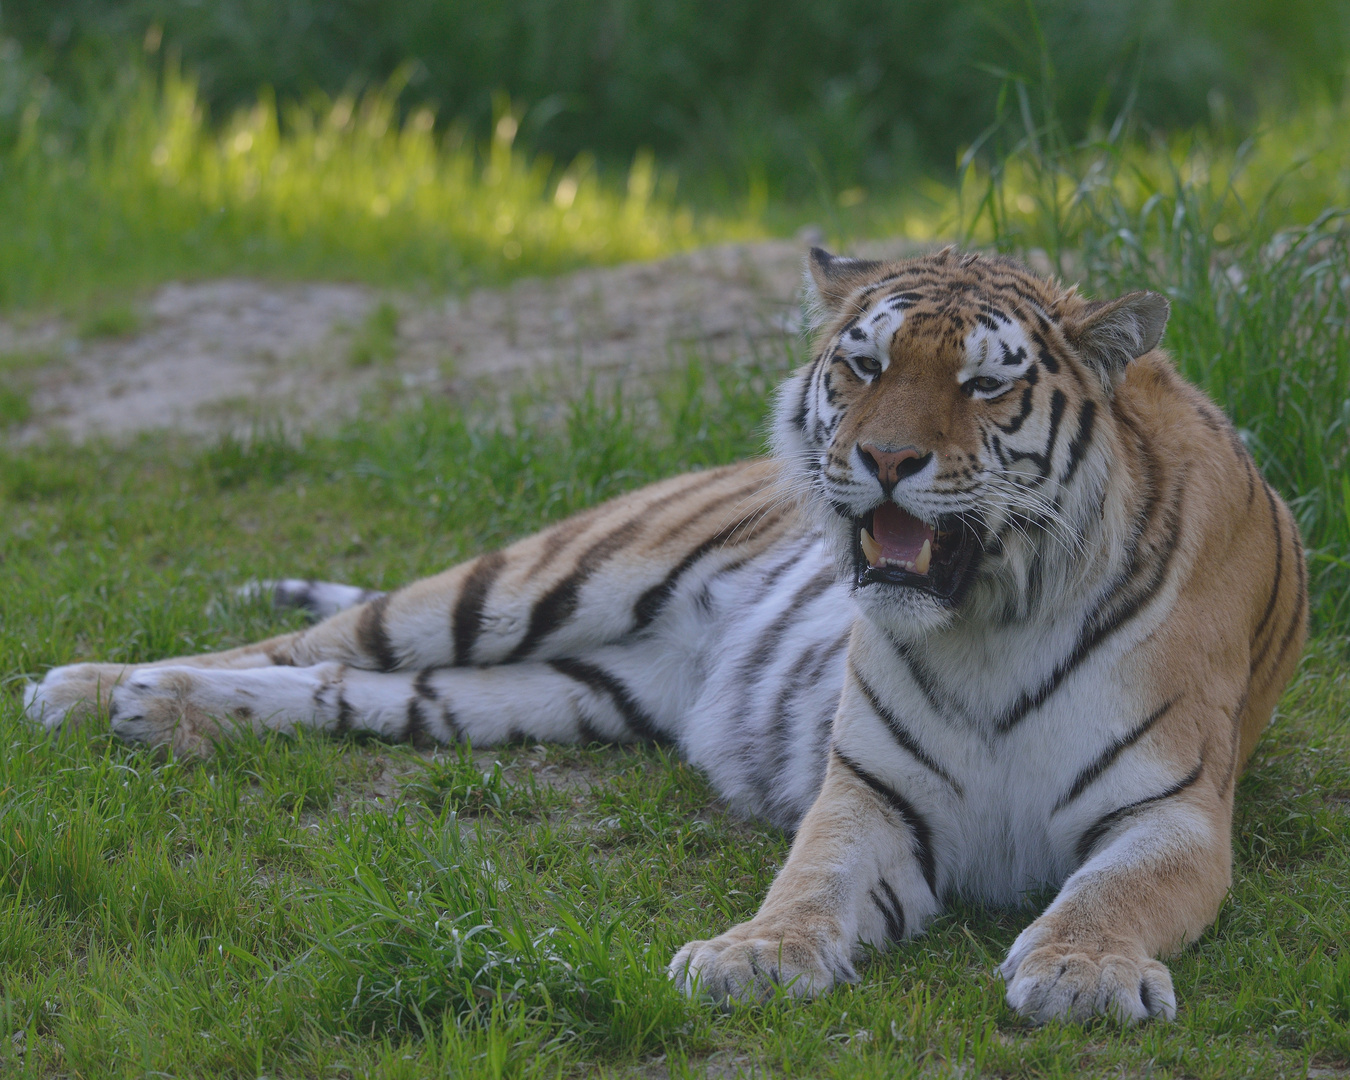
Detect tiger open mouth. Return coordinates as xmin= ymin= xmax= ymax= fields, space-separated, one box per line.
xmin=853 ymin=503 xmax=981 ymax=602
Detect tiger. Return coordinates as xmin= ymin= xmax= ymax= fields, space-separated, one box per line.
xmin=22 ymin=247 xmax=1307 ymax=1024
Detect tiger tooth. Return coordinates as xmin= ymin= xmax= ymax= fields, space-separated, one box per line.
xmin=860 ymin=528 xmax=881 ymax=566
xmin=916 ymin=538 xmax=932 ymax=575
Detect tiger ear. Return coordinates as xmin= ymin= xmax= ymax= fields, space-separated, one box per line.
xmin=805 ymin=247 xmax=886 ymax=312
xmin=1063 ymin=290 xmax=1170 ymax=389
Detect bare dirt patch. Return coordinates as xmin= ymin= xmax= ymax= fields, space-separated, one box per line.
xmin=2 ymin=237 xmax=922 ymax=443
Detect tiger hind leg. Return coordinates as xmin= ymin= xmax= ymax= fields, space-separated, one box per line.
xmin=103 ymin=641 xmax=686 ymax=757
xmin=24 ymin=641 xmax=299 ymax=733
xmin=20 ymin=582 xmax=360 ymax=732
xmin=25 ymin=460 xmax=789 ymax=734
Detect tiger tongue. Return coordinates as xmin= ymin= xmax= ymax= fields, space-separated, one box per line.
xmin=872 ymin=502 xmax=936 ymax=563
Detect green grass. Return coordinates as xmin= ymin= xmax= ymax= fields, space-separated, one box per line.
xmin=10 ymin=54 xmax=1350 ymax=319
xmin=1 ymin=352 xmax=1347 ymax=1077
xmin=0 ymin=69 xmax=751 ymax=311
xmin=12 ymin=0 xmax=1350 ymax=199
xmin=349 ymin=301 xmax=401 ymax=368
xmin=77 ymin=302 xmax=143 ymax=340
xmin=0 ymin=351 xmax=50 ymax=430
xmin=0 ymin=385 xmax=29 ymax=428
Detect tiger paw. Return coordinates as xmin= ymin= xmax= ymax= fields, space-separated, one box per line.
xmin=668 ymin=926 xmax=856 ymax=1004
xmin=108 ymin=668 xmax=222 ymax=758
xmin=1000 ymin=937 xmax=1176 ymax=1024
xmin=23 ymin=663 xmax=133 ymax=731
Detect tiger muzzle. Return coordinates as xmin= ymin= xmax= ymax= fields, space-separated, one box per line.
xmin=854 ymin=502 xmax=981 ymax=603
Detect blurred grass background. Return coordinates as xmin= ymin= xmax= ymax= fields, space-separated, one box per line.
xmin=6 ymin=0 xmax=1350 ymax=200
xmin=1 ymin=1 xmax=1350 ymax=306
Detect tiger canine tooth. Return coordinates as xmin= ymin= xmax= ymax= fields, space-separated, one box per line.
xmin=860 ymin=528 xmax=881 ymax=566
xmin=916 ymin=538 xmax=932 ymax=575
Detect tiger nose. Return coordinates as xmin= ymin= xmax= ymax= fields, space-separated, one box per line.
xmin=858 ymin=443 xmax=933 ymax=490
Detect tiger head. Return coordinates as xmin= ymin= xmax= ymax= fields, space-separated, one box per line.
xmin=773 ymin=247 xmax=1170 ymax=634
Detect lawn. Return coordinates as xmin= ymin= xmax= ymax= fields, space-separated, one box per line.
xmin=2 ymin=354 xmax=1348 ymax=1077
xmin=1 ymin=62 xmax=1349 ymax=1079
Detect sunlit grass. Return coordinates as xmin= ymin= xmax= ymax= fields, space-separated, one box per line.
xmin=0 ymin=69 xmax=757 ymax=311
xmin=9 ymin=61 xmax=1350 ymax=316
xmin=998 ymin=107 xmax=1350 ymax=250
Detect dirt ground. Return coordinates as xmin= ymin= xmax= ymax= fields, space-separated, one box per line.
xmin=1 ymin=237 xmax=925 ymax=443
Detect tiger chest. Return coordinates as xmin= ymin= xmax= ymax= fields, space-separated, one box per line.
xmin=841 ymin=624 xmax=1171 ymax=903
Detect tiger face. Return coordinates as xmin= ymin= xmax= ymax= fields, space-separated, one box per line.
xmin=774 ymin=247 xmax=1169 ymax=634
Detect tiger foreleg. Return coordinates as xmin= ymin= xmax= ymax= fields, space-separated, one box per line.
xmin=669 ymin=749 xmax=941 ymax=1003
xmin=1001 ymin=778 xmax=1231 ymax=1023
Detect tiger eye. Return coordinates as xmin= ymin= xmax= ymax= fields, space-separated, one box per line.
xmin=964 ymin=375 xmax=1005 ymax=395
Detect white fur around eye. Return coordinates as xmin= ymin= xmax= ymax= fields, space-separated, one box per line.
xmin=835 ymin=304 xmax=903 ymax=379
xmin=960 ymin=315 xmax=1034 ymax=389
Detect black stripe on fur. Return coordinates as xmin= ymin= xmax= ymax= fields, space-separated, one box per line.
xmin=453 ymin=551 xmax=507 ymax=666
xmin=549 ymin=657 xmax=662 ymax=743
xmin=356 ymin=593 xmax=398 ymax=672
xmin=851 ymin=663 xmax=964 ymax=794
xmin=834 ymin=749 xmax=938 ymax=896
xmin=1075 ymin=758 xmax=1204 ymax=865
xmin=870 ymin=879 xmax=906 ymax=941
xmin=1053 ymin=697 xmax=1178 ymax=812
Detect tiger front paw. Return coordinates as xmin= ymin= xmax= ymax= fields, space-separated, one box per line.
xmin=668 ymin=925 xmax=856 ymax=1004
xmin=22 ymin=663 xmax=133 ymax=731
xmin=1000 ymin=931 xmax=1176 ymax=1024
